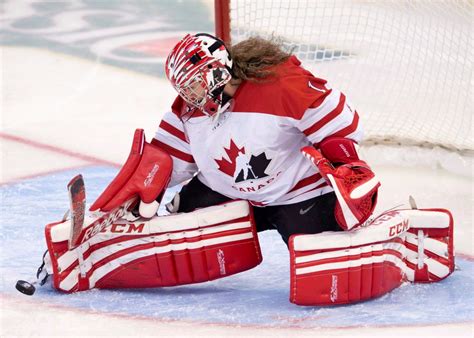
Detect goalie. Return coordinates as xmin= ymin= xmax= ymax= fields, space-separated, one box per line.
xmin=37 ymin=33 xmax=454 ymax=306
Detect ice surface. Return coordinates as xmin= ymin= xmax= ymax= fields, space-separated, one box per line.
xmin=0 ymin=167 xmax=473 ymax=336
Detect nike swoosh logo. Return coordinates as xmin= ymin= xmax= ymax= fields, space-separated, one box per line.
xmin=299 ymin=203 xmax=316 ymax=215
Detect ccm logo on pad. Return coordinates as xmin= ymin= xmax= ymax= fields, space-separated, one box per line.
xmin=101 ymin=223 xmax=145 ymax=234
xmin=389 ymin=219 xmax=409 ymax=237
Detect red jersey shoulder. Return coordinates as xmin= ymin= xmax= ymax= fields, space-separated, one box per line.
xmin=232 ymin=56 xmax=331 ymax=119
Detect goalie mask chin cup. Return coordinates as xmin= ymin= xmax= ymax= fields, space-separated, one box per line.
xmin=165 ymin=33 xmax=233 ymax=117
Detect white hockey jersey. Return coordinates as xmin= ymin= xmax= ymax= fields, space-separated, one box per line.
xmin=153 ymin=56 xmax=363 ymax=206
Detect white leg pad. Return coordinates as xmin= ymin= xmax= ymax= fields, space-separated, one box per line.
xmin=45 ymin=200 xmax=262 ymax=292
xmin=289 ymin=208 xmax=454 ymax=306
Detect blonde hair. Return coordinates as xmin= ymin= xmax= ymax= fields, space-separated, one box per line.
xmin=229 ymin=36 xmax=292 ymax=81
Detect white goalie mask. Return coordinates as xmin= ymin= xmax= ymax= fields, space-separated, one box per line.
xmin=165 ymin=33 xmax=233 ymax=117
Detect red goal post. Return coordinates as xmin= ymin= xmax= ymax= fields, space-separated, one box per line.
xmin=215 ymin=0 xmax=231 ymax=45
xmin=214 ymin=0 xmax=473 ymax=155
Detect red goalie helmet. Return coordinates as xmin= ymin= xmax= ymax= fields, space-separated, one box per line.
xmin=165 ymin=33 xmax=233 ymax=117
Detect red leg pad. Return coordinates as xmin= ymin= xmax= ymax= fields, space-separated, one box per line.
xmin=45 ymin=201 xmax=262 ymax=292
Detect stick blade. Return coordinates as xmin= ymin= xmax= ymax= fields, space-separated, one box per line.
xmin=67 ymin=174 xmax=86 ymax=249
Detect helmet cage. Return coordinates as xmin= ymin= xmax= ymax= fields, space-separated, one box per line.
xmin=177 ymin=63 xmax=232 ymax=115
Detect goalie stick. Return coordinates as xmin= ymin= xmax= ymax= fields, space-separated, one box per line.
xmin=72 ymin=196 xmax=138 ymax=247
xmin=67 ymin=175 xmax=139 ymax=249
xmin=68 ymin=174 xmax=86 ymax=249
xmin=16 ymin=175 xmax=85 ymax=296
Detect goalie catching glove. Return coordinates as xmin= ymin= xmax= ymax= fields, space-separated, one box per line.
xmin=301 ymin=137 xmax=380 ymax=230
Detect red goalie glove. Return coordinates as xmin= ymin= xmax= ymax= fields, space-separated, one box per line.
xmin=90 ymin=129 xmax=173 ymax=218
xmin=301 ymin=137 xmax=380 ymax=230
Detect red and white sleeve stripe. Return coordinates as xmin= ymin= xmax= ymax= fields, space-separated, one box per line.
xmin=153 ymin=111 xmax=197 ymax=186
xmin=296 ymin=89 xmax=364 ymax=146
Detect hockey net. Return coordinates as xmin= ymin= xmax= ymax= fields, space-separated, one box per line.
xmin=215 ymin=0 xmax=473 ymax=155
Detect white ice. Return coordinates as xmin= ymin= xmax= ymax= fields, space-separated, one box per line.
xmin=1 ymin=47 xmax=473 ymax=337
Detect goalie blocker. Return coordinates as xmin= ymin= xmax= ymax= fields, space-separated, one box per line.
xmin=89 ymin=128 xmax=173 ymax=219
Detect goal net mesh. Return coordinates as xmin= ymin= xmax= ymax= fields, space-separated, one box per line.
xmin=225 ymin=0 xmax=473 ymax=153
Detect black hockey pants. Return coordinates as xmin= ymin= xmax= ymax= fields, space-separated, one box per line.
xmin=175 ymin=176 xmax=342 ymax=245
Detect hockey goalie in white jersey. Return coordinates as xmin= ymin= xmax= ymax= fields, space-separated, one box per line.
xmin=34 ymin=33 xmax=454 ymax=306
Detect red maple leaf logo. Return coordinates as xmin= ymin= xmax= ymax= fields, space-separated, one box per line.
xmin=215 ymin=140 xmax=245 ymax=177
